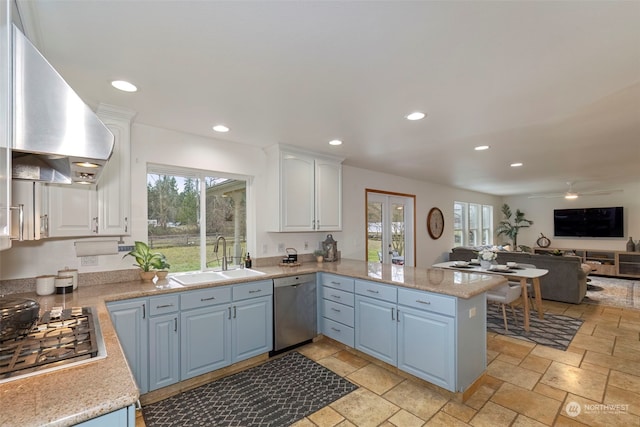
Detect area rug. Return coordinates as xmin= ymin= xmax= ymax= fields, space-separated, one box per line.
xmin=582 ymin=276 xmax=639 ymax=309
xmin=486 ymin=303 xmax=583 ymax=351
xmin=142 ymin=351 xmax=358 ymax=427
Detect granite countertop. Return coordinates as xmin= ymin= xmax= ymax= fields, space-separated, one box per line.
xmin=0 ymin=259 xmax=505 ymax=427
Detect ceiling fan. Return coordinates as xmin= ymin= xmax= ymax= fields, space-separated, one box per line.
xmin=528 ymin=182 xmax=623 ymax=199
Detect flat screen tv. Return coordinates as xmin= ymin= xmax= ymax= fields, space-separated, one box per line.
xmin=554 ymin=207 xmax=624 ymax=238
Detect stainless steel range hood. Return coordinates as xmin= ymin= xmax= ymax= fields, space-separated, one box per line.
xmin=11 ymin=24 xmax=114 ymax=184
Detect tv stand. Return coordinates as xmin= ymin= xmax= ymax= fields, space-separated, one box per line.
xmin=534 ymin=247 xmax=640 ymax=278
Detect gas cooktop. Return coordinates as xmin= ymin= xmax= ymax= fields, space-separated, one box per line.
xmin=0 ymin=306 xmax=106 ymax=383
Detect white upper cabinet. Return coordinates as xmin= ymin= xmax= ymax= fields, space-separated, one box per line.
xmin=96 ymin=104 xmax=135 ymax=235
xmin=0 ymin=2 xmax=11 ymax=250
xmin=266 ymin=145 xmax=343 ymax=232
xmin=46 ymin=104 xmax=134 ymax=238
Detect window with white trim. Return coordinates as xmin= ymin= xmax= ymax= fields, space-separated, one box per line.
xmin=453 ymin=202 xmax=493 ymax=247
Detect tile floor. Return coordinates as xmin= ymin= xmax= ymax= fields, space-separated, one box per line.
xmin=137 ymin=299 xmax=639 ymax=427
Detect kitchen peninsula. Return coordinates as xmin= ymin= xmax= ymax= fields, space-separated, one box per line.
xmin=0 ymin=259 xmax=506 ymax=427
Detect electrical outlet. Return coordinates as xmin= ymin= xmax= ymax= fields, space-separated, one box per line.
xmin=262 ymin=244 xmax=268 ymax=254
xmin=81 ymin=256 xmax=99 ymax=266
xmin=278 ymin=243 xmax=285 ymax=253
xmin=304 ymin=241 xmax=309 ymax=250
xmin=469 ymin=307 xmax=477 ymax=318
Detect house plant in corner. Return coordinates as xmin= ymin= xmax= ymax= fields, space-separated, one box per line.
xmin=314 ymin=249 xmax=326 ymax=263
xmin=123 ymin=241 xmax=164 ymax=281
xmin=496 ymin=203 xmax=534 ymax=252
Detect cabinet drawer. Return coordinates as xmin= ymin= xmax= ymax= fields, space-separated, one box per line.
xmin=181 ymin=286 xmax=231 ymax=310
xmin=233 ymin=280 xmax=273 ymax=301
xmin=149 ymin=295 xmax=179 ymax=316
xmin=322 ymin=299 xmax=354 ymax=327
xmin=398 ymin=288 xmax=455 ymax=316
xmin=320 ymin=274 xmax=355 ymax=292
xmin=322 ymin=286 xmax=354 ymax=307
xmin=355 ymin=280 xmax=397 ymax=303
xmin=322 ymin=317 xmax=354 ymax=347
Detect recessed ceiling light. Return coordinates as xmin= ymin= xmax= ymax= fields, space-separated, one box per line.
xmin=111 ymin=80 xmax=138 ymax=92
xmin=510 ymin=162 xmax=523 ymax=167
xmin=406 ymin=112 xmax=426 ymax=121
xmin=329 ymin=139 xmax=342 ymax=146
xmin=474 ymin=145 xmax=490 ymax=151
xmin=565 ymin=193 xmax=578 ymax=200
xmin=212 ymin=125 xmax=230 ymax=133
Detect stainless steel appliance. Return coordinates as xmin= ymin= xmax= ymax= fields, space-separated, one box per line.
xmin=272 ymin=274 xmax=316 ymax=353
xmin=9 ymin=23 xmax=114 ymax=184
xmin=0 ymin=306 xmax=106 ymax=383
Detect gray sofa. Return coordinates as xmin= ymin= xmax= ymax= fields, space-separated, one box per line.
xmin=449 ymin=247 xmax=591 ymax=304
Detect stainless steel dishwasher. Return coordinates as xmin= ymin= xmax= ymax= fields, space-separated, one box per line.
xmin=272 ymin=274 xmax=317 ymax=354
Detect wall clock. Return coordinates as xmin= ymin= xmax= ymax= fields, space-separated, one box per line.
xmin=427 ymin=207 xmax=444 ymax=240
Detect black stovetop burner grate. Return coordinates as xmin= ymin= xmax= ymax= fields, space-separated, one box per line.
xmin=0 ymin=307 xmax=99 ymax=379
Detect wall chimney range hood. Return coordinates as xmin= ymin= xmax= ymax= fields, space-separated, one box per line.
xmin=11 ymin=24 xmax=114 ymax=184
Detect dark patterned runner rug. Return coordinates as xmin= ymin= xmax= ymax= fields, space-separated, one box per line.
xmin=486 ymin=304 xmax=583 ymax=351
xmin=142 ymin=351 xmax=358 ymax=427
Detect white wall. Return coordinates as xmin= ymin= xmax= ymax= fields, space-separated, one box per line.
xmin=1 ymin=122 xmax=503 ymax=279
xmin=503 ymin=182 xmax=640 ymax=251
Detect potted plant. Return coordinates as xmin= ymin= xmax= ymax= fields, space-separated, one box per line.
xmin=313 ymin=249 xmax=326 ymax=263
xmin=123 ymin=241 xmax=164 ymax=281
xmin=496 ymin=203 xmax=534 ymax=252
xmin=152 ymin=254 xmax=171 ymax=280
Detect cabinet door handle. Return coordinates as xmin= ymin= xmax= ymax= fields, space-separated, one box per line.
xmin=248 ymin=289 xmax=262 ymax=294
xmin=331 ymin=307 xmax=341 ymax=312
xmin=228 ymin=306 xmax=232 ymax=319
xmin=124 ymin=217 xmax=128 ymax=233
xmin=156 ymin=304 xmax=174 ymax=309
xmin=397 ymin=309 xmax=400 ymax=322
xmin=416 ymin=299 xmax=431 ymax=305
xmin=331 ymin=294 xmax=341 ymax=299
xmin=93 ymin=217 xmax=99 ymax=234
xmin=367 ymin=289 xmax=379 ymax=294
xmin=391 ymin=308 xmax=395 ymax=321
xmin=233 ymin=306 xmax=237 ymax=318
xmin=142 ymin=303 xmax=146 ymax=319
xmin=200 ymin=296 xmax=216 ymax=301
xmin=40 ymin=214 xmax=49 ymax=238
xmin=174 ymin=318 xmax=178 ymax=332
xmin=331 ymin=327 xmax=341 ymax=332
xmin=330 ymin=281 xmax=341 ymax=285
xmin=9 ymin=205 xmax=24 ymax=241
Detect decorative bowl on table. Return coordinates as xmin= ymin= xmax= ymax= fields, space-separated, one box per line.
xmin=453 ymin=261 xmax=469 ymax=267
xmin=506 ymin=262 xmax=518 ymax=268
xmin=491 ymin=265 xmax=510 ymax=271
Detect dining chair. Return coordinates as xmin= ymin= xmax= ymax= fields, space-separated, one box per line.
xmin=486 ymin=283 xmax=522 ymax=331
xmin=509 ymin=263 xmax=537 ymax=312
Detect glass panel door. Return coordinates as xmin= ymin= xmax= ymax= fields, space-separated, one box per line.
xmin=366 ymin=191 xmax=414 ymax=266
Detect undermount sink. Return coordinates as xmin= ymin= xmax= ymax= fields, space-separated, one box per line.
xmin=171 ymin=268 xmax=266 ymax=285
xmin=219 ymin=268 xmax=266 ymax=279
xmin=171 ymin=271 xmax=228 ymax=285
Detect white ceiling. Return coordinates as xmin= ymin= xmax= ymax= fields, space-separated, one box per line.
xmin=16 ymin=0 xmax=640 ymax=196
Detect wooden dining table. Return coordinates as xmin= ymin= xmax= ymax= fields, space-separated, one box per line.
xmin=432 ymin=261 xmax=549 ymax=331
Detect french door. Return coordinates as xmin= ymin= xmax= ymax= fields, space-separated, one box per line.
xmin=366 ymin=190 xmax=415 ymax=267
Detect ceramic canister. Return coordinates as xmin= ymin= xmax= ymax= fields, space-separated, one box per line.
xmin=58 ymin=268 xmax=78 ymax=290
xmin=35 ymin=275 xmax=56 ymax=296
xmin=55 ymin=275 xmax=74 ymax=294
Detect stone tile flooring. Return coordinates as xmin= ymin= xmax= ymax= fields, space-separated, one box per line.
xmin=137 ymin=300 xmax=639 ymax=426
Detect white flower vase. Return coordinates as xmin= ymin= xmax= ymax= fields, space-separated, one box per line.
xmin=480 ymin=260 xmax=493 ymax=270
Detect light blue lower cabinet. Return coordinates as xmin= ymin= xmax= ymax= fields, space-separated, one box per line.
xmin=149 ymin=313 xmax=180 ymax=391
xmin=181 ymin=304 xmax=231 ymax=380
xmin=107 ymin=299 xmax=149 ymax=394
xmin=232 ymin=295 xmax=273 ymax=362
xmin=73 ymin=404 xmax=135 ymax=427
xmin=397 ymin=306 xmax=455 ymax=390
xmin=354 ymin=295 xmax=397 ymax=366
